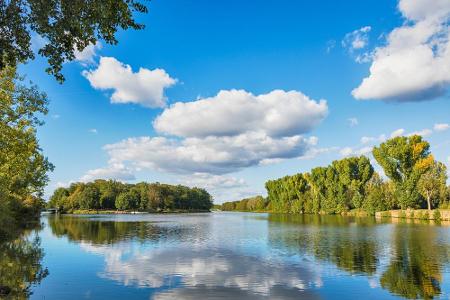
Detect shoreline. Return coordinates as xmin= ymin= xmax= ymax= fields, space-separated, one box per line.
xmin=218 ymin=209 xmax=450 ymax=222
xmin=375 ymin=209 xmax=450 ymax=221
xmin=50 ymin=209 xmax=212 ymax=215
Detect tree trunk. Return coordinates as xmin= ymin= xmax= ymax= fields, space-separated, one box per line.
xmin=426 ymin=193 xmax=431 ymax=210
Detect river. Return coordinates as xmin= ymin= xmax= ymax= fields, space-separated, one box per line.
xmin=2 ymin=212 xmax=450 ymax=299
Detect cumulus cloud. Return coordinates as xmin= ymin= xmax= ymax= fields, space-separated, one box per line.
xmin=352 ymin=0 xmax=450 ymax=101
xmin=83 ymin=57 xmax=176 ymax=108
xmin=101 ymin=133 xmax=315 ymax=175
xmin=434 ymin=123 xmax=450 ymax=131
xmin=79 ymin=88 xmax=327 ymax=186
xmin=80 ymin=163 xmax=135 ymax=182
xmin=154 ymin=89 xmax=328 ymax=138
xmin=74 ymin=42 xmax=102 ymax=65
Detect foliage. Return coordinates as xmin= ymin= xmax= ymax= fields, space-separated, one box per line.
xmin=418 ymin=161 xmax=447 ymax=210
xmin=48 ymin=180 xmax=213 ymax=212
xmin=1 ymin=0 xmax=148 ymax=82
xmin=373 ymin=135 xmax=434 ymax=209
xmin=0 ymin=66 xmax=53 ymax=225
xmin=265 ymin=156 xmax=375 ymax=214
xmin=221 ymin=196 xmax=268 ymax=212
xmin=235 ymin=136 xmax=449 ymax=216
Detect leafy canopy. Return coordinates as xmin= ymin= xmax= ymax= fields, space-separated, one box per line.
xmin=0 ymin=66 xmax=53 ymax=216
xmin=373 ymin=135 xmax=434 ymax=209
xmin=1 ymin=0 xmax=148 ymax=82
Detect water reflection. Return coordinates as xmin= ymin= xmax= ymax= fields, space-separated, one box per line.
xmin=268 ymin=214 xmax=380 ymax=275
xmin=46 ymin=214 xmax=322 ymax=299
xmin=267 ymin=214 xmax=450 ymax=299
xmin=48 ymin=214 xmax=192 ymax=244
xmin=19 ymin=213 xmax=450 ymax=299
xmin=0 ymin=224 xmax=48 ymax=299
xmin=380 ymin=226 xmax=448 ymax=299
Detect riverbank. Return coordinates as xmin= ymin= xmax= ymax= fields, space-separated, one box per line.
xmin=375 ymin=209 xmax=450 ymax=221
xmin=66 ymin=209 xmax=211 ymax=215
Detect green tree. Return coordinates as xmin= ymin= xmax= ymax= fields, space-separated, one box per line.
xmin=1 ymin=0 xmax=148 ymax=82
xmin=332 ymin=156 xmax=374 ymax=209
xmin=78 ymin=183 xmax=100 ymax=210
xmin=0 ymin=66 xmax=53 ymax=221
xmin=373 ymin=135 xmax=434 ymax=209
xmin=418 ymin=161 xmax=447 ymax=210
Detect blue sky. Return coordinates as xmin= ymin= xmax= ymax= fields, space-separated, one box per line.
xmin=21 ymin=0 xmax=450 ymax=203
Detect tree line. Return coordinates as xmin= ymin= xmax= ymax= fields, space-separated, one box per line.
xmin=221 ymin=135 xmax=449 ymax=214
xmin=48 ymin=180 xmax=213 ymax=213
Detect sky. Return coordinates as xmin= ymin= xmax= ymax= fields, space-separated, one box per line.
xmin=21 ymin=0 xmax=450 ymax=203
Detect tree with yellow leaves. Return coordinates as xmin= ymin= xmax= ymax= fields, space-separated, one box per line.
xmin=373 ymin=135 xmax=434 ymax=209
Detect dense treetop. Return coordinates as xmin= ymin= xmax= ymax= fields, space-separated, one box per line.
xmin=48 ymin=179 xmax=213 ymax=212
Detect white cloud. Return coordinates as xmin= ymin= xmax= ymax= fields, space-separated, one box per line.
xmin=408 ymin=128 xmax=432 ymax=137
xmin=299 ymin=146 xmax=339 ymax=160
xmin=342 ymin=26 xmax=372 ymax=63
xmin=352 ymin=0 xmax=450 ymax=101
xmin=434 ymin=123 xmax=450 ymax=131
xmin=340 ymin=147 xmax=354 ymax=157
xmin=361 ymin=134 xmax=386 ymax=145
xmin=390 ymin=128 xmax=405 ymax=138
xmin=83 ymin=57 xmax=176 ymax=108
xmin=340 ymin=146 xmax=373 ymax=157
xmin=74 ymin=42 xmax=102 ymax=65
xmin=51 ymin=114 xmax=60 ymax=119
xmin=89 ymin=128 xmax=98 ymax=134
xmin=343 ymin=26 xmax=372 ymax=50
xmin=80 ymin=163 xmax=135 ymax=182
xmin=179 ymin=173 xmax=257 ymax=203
xmin=101 ymin=133 xmax=315 ymax=175
xmin=348 ymin=117 xmax=359 ymax=127
xmin=154 ymin=89 xmax=328 ymax=138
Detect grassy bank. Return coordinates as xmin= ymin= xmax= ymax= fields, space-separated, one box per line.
xmin=375 ymin=209 xmax=450 ymax=221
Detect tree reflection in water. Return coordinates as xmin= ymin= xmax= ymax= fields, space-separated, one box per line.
xmin=0 ymin=224 xmax=48 ymax=299
xmin=380 ymin=226 xmax=448 ymax=299
xmin=47 ymin=215 xmax=192 ymax=245
xmin=268 ymin=214 xmax=449 ymax=299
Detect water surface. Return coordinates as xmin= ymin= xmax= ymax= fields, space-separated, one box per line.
xmin=3 ymin=212 xmax=450 ymax=299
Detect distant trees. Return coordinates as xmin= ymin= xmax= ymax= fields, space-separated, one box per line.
xmin=224 ymin=136 xmax=449 ymax=215
xmin=48 ymin=180 xmax=213 ymax=213
xmin=221 ymin=196 xmax=268 ymax=212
